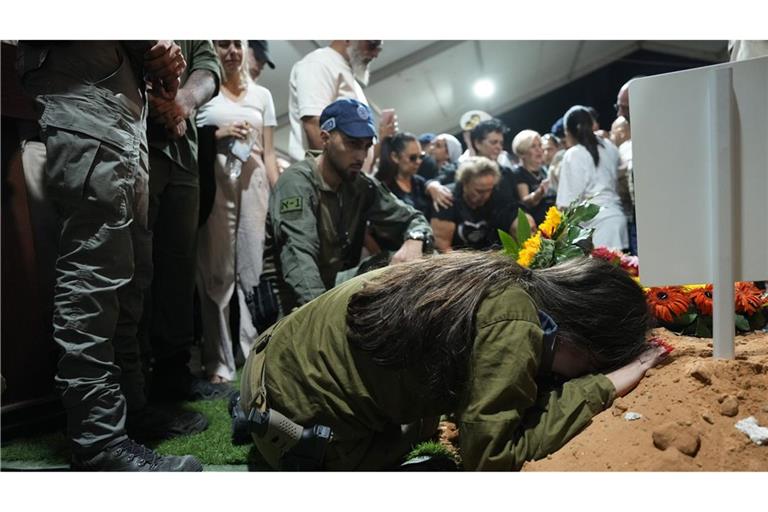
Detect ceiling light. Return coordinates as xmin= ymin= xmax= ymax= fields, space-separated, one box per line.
xmin=473 ymin=79 xmax=495 ymax=99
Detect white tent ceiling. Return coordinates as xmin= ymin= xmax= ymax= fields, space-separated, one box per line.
xmin=257 ymin=40 xmax=728 ymax=157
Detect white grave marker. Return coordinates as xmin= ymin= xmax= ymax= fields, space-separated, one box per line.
xmin=631 ymin=56 xmax=768 ymax=359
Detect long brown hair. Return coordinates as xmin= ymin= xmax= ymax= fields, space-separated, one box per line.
xmin=346 ymin=252 xmax=650 ymax=404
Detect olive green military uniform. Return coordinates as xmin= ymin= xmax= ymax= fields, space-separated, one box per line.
xmin=241 ymin=267 xmax=616 ymax=470
xmin=18 ymin=41 xmax=152 ymax=456
xmin=143 ymin=41 xmax=220 ymax=374
xmin=269 ymin=151 xmax=432 ymax=312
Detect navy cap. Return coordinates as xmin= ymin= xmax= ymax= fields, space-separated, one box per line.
xmin=551 ymin=117 xmax=565 ymax=139
xmin=248 ymin=40 xmax=275 ymax=69
xmin=418 ymin=132 xmax=436 ymax=145
xmin=319 ymin=98 xmax=377 ymax=139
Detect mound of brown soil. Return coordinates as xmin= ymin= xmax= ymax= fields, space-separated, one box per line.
xmin=523 ymin=328 xmax=768 ymax=471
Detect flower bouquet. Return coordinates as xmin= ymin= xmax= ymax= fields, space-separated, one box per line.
xmin=589 ymin=247 xmax=767 ymax=337
xmin=500 ymin=203 xmax=768 ymax=337
xmin=644 ymin=282 xmax=767 ymax=337
xmin=497 ymin=201 xmax=600 ymax=268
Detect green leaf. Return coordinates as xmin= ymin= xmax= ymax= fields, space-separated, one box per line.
xmin=567 ymin=201 xmax=601 ymax=225
xmin=734 ymin=314 xmax=751 ymax=332
xmin=515 ymin=208 xmax=532 ymax=247
xmin=748 ymin=310 xmax=766 ymax=331
xmin=571 ymin=228 xmax=595 ymax=254
xmin=531 ymin=238 xmax=556 ymax=268
xmin=694 ymin=316 xmax=713 ymax=338
xmin=554 ymin=244 xmax=585 ymax=263
xmin=498 ymin=229 xmax=519 ymax=258
xmin=673 ymin=312 xmax=698 ymax=328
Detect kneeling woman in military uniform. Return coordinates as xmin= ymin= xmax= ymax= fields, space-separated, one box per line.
xmin=240 ymin=252 xmax=667 ymax=470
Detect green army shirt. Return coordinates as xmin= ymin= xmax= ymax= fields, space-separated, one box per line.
xmin=241 ymin=267 xmax=616 ymax=470
xmin=269 ymin=151 xmax=432 ymax=311
xmin=147 ymin=40 xmax=221 ymax=173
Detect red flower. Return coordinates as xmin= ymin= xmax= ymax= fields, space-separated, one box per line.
xmin=591 ymin=247 xmax=621 ymax=265
xmin=646 ymin=287 xmax=690 ymax=323
xmin=619 ymin=254 xmax=639 ymax=277
xmin=689 ymin=284 xmax=713 ymax=316
xmin=734 ymin=282 xmax=763 ymax=316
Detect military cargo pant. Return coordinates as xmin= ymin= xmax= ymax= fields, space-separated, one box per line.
xmin=25 ymin=42 xmax=152 ymax=456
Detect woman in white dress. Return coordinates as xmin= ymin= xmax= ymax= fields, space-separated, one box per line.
xmin=556 ymin=105 xmax=628 ymax=250
xmin=196 ymin=40 xmax=279 ymax=383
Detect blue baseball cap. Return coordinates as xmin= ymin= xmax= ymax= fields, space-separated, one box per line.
xmin=418 ymin=132 xmax=436 ymax=145
xmin=319 ymin=98 xmax=377 ymax=139
xmin=551 ymin=116 xmax=565 ymax=139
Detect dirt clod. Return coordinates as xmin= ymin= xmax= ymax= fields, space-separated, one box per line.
xmin=652 ymin=422 xmax=701 ymax=457
xmin=690 ymin=367 xmax=712 ymax=385
xmin=719 ymin=396 xmax=739 ymax=417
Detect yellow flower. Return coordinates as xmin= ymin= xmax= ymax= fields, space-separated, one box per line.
xmin=539 ymin=207 xmax=562 ymax=239
xmin=517 ymin=233 xmax=542 ymax=267
xmin=682 ymin=284 xmax=706 ymax=292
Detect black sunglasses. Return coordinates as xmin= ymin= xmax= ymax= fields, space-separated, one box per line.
xmin=407 ymin=152 xmax=425 ymax=163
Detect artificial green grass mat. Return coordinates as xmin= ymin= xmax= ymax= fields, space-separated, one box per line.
xmin=153 ymin=398 xmax=250 ymax=465
xmin=1 ymin=397 xmax=250 ymax=466
xmin=1 ymin=371 xmax=269 ymax=468
xmin=1 ymin=432 xmax=69 ymax=465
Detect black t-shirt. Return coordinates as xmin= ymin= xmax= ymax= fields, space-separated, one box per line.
xmin=435 ymin=162 xmax=458 ymax=185
xmin=510 ymin=165 xmax=555 ymax=225
xmin=416 ymin=155 xmax=439 ymax=181
xmin=388 ymin=174 xmax=431 ymax=219
xmin=490 ymin=166 xmax=520 ymax=232
xmin=433 ymin=182 xmax=505 ymax=250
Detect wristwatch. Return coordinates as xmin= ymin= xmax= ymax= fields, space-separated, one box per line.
xmin=406 ymin=230 xmax=434 ymax=253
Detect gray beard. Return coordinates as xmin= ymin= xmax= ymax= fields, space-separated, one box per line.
xmin=348 ymin=46 xmax=371 ymax=86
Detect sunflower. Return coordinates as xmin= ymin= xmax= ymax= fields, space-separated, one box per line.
xmin=517 ymin=233 xmax=542 ymax=267
xmin=539 ymin=207 xmax=562 ymax=239
xmin=689 ymin=284 xmax=713 ymax=316
xmin=734 ymin=282 xmax=763 ymax=315
xmin=646 ymin=286 xmax=690 ymax=323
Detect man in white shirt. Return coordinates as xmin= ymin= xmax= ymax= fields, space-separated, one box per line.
xmin=288 ymin=40 xmax=390 ymax=165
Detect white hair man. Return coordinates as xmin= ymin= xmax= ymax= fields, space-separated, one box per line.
xmin=288 ymin=40 xmax=395 ymax=168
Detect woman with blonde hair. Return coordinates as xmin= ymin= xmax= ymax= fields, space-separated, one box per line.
xmin=510 ymin=129 xmax=554 ymax=225
xmin=195 ymin=40 xmax=279 ymax=383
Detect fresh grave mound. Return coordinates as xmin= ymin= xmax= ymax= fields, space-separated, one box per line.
xmin=522 ymin=328 xmax=768 ymax=471
xmin=436 ymin=328 xmax=768 ymax=471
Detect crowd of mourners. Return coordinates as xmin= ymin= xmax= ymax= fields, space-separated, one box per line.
xmin=12 ymin=38 xmax=721 ymax=471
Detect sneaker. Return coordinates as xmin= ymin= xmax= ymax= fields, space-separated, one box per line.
xmin=71 ymin=438 xmax=203 ymax=471
xmin=151 ymin=369 xmax=234 ymax=402
xmin=127 ymin=405 xmax=208 ymax=442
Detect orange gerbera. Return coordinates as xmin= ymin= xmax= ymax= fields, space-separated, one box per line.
xmin=734 ymin=282 xmax=763 ymax=315
xmin=689 ymin=284 xmax=713 ymax=316
xmin=646 ymin=286 xmax=690 ymax=323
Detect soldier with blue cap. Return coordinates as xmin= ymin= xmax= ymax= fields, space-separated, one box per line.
xmin=267 ymin=98 xmax=433 ymax=313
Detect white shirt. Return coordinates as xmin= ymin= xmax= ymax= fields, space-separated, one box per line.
xmin=288 ymin=47 xmax=368 ymax=161
xmin=557 ymin=140 xmax=627 ymax=249
xmin=556 ymin=140 xmax=622 ymax=209
xmin=197 ymin=80 xmax=277 ymax=155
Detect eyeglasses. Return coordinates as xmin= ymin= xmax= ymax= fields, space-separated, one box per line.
xmin=614 ymin=103 xmax=628 ymax=112
xmin=407 ymin=152 xmax=425 ymax=163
